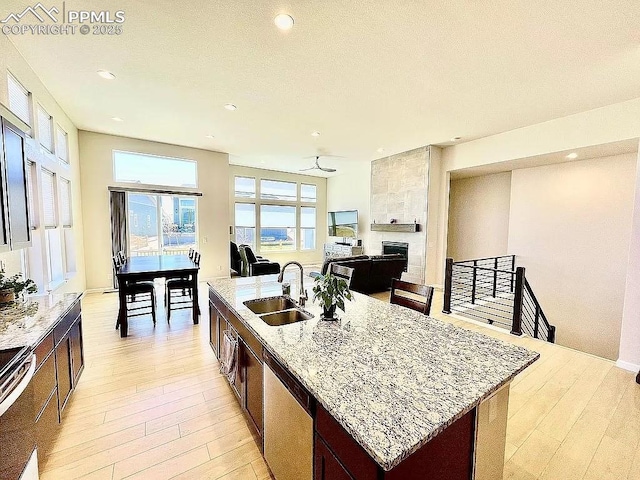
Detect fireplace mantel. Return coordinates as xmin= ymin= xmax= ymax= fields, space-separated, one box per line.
xmin=371 ymin=223 xmax=420 ymax=233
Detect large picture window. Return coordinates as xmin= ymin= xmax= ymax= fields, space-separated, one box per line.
xmin=233 ymin=175 xmax=319 ymax=253
xmin=260 ymin=205 xmax=296 ymax=252
xmin=113 ymin=151 xmax=197 ymax=188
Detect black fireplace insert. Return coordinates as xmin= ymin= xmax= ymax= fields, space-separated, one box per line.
xmin=382 ymin=241 xmax=409 ymax=272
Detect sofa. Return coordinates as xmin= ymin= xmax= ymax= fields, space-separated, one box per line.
xmin=319 ymin=254 xmax=407 ymax=294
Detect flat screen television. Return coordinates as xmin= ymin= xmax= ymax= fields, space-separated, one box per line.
xmin=328 ymin=210 xmax=358 ymax=238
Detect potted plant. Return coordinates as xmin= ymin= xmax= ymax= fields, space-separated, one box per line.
xmin=0 ymin=269 xmax=37 ymax=304
xmin=312 ymin=272 xmax=353 ymax=320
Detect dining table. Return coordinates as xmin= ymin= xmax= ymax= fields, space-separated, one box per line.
xmin=116 ymin=254 xmax=200 ymax=337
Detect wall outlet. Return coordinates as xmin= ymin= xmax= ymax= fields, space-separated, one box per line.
xmin=202 ymin=236 xmax=208 ymax=244
xmin=218 ymin=265 xmax=222 ymax=271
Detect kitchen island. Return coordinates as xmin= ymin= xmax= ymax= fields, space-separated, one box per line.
xmin=208 ymin=274 xmax=538 ymax=480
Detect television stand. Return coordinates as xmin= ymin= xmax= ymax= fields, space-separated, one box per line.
xmin=323 ymin=243 xmax=364 ymax=261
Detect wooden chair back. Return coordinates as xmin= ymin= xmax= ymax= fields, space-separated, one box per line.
xmin=330 ymin=263 xmax=354 ymax=288
xmin=189 ymin=247 xmax=194 ymax=259
xmin=193 ymin=252 xmax=201 ymax=266
xmin=390 ymin=278 xmax=434 ymax=316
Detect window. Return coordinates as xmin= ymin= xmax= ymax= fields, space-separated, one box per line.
xmin=7 ymin=73 xmax=31 ymax=126
xmin=37 ymin=105 xmax=53 ymax=152
xmin=301 ymin=184 xmax=317 ymax=203
xmin=260 ymin=180 xmax=296 ymax=201
xmin=25 ymin=161 xmax=37 ymax=229
xmin=56 ymin=126 xmax=69 ymax=163
xmin=59 ymin=178 xmax=72 ymax=227
xmin=41 ymin=169 xmax=56 ymax=227
xmin=300 ymin=207 xmax=316 ymax=250
xmin=113 ymin=151 xmax=197 ymax=188
xmin=235 ymin=176 xmax=256 ymax=198
xmin=235 ymin=203 xmax=256 ymax=248
xmin=260 ymin=205 xmax=296 ymax=252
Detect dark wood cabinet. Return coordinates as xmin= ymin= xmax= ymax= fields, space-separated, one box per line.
xmin=0 ymin=115 xmax=31 ymax=251
xmin=242 ymin=339 xmax=263 ymax=434
xmin=314 ymin=434 xmax=354 ymax=480
xmin=209 ymin=292 xmax=264 ymax=444
xmin=70 ymin=319 xmax=84 ymax=384
xmin=209 ymin=303 xmax=220 ymax=357
xmin=55 ymin=334 xmax=72 ymax=412
xmin=31 ymin=299 xmax=83 ymax=456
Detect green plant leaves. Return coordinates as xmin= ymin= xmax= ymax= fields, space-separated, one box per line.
xmin=312 ymin=272 xmax=353 ymax=312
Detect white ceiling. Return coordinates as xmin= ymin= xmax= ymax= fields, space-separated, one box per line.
xmin=5 ymin=0 xmax=640 ymax=177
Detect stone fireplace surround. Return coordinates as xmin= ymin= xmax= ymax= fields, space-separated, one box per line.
xmin=370 ymin=147 xmax=429 ymax=284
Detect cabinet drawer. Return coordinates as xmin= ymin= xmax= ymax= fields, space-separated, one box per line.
xmin=54 ymin=301 xmax=81 ymax=345
xmin=33 ymin=352 xmax=56 ymax=420
xmin=34 ymin=332 xmax=54 ymax=369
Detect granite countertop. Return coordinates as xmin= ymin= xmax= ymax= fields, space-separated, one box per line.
xmin=209 ymin=274 xmax=539 ymax=471
xmin=0 ymin=293 xmax=83 ymax=350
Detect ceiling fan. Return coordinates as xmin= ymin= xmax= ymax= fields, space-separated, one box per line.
xmin=299 ymin=155 xmax=343 ymax=173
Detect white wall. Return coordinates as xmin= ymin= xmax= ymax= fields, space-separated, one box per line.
xmin=79 ymin=131 xmax=229 ymax=289
xmin=508 ymin=154 xmax=637 ymax=360
xmin=434 ymin=99 xmax=640 ymax=286
xmin=618 ymin=147 xmax=640 ymax=370
xmin=229 ymin=165 xmax=327 ymax=266
xmin=326 ymin=164 xmax=371 ymax=253
xmin=0 ymin=34 xmax=86 ymax=294
xmin=447 ymin=172 xmax=512 ymax=261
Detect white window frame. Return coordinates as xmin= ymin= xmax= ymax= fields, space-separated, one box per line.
xmin=233 ymin=175 xmax=319 ymax=253
xmin=7 ymin=72 xmax=32 ymax=127
xmin=56 ymin=125 xmax=69 ymax=164
xmin=37 ymin=104 xmax=54 ymax=153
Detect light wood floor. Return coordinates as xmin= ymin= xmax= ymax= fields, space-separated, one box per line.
xmin=40 ymin=286 xmax=640 ymax=480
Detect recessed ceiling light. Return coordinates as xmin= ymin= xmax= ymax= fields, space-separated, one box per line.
xmin=451 ymin=136 xmax=462 ymax=142
xmin=111 ymin=117 xmax=123 ymax=122
xmin=205 ymin=134 xmax=215 ymax=139
xmin=97 ymin=70 xmax=116 ymax=80
xmin=274 ymin=13 xmax=294 ymax=30
xmin=224 ymin=104 xmax=237 ymax=111
xmin=566 ymin=152 xmax=578 ymax=159
xmin=377 ymin=147 xmax=385 ymax=153
xmin=311 ymin=131 xmax=320 ymax=137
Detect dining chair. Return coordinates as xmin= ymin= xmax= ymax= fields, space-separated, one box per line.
xmin=329 ymin=263 xmax=355 ymax=288
xmin=188 ymin=247 xmax=194 ymax=259
xmin=165 ymin=251 xmax=200 ymax=321
xmin=113 ymin=254 xmax=157 ymax=328
xmin=390 ymin=278 xmax=435 ymax=316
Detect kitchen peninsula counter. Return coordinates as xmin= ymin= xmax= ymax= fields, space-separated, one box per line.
xmin=209 ymin=274 xmax=538 ymax=475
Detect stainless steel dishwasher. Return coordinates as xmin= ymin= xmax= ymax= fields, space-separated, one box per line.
xmin=263 ymin=350 xmax=313 ymax=480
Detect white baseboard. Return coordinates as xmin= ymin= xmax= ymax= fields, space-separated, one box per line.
xmin=616 ymin=359 xmax=640 ymax=372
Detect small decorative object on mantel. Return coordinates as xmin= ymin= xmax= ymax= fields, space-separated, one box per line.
xmin=390 ymin=218 xmax=398 ymax=224
xmin=0 ymin=269 xmax=37 ymax=305
xmin=312 ymin=272 xmax=353 ymax=321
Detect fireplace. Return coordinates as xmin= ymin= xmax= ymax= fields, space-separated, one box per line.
xmin=382 ymin=241 xmax=409 ymax=272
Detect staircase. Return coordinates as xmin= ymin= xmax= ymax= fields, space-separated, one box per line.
xmin=443 ymin=255 xmax=556 ymax=343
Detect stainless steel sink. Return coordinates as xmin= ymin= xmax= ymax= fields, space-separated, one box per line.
xmin=260 ymin=309 xmax=314 ymax=326
xmin=243 ymin=295 xmax=313 ymax=326
xmin=244 ymin=296 xmax=297 ymax=315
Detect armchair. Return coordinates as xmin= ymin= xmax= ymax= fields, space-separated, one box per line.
xmin=239 ymin=245 xmax=281 ymax=276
